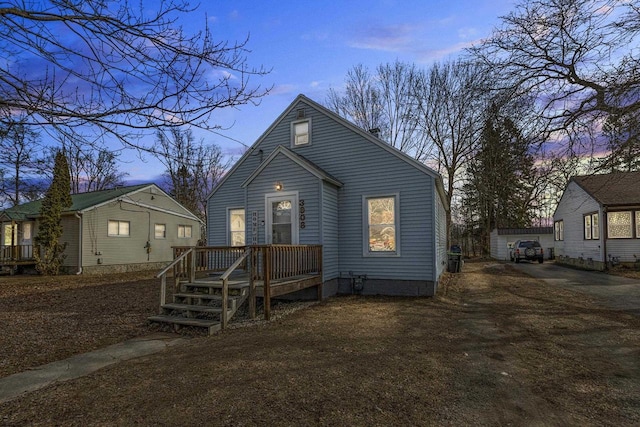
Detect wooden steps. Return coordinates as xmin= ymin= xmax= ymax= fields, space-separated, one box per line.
xmin=148 ymin=278 xmax=250 ymax=335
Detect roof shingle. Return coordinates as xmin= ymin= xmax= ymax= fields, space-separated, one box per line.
xmin=572 ymin=171 xmax=640 ymax=206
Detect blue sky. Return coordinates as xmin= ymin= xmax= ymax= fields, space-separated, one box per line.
xmin=126 ymin=0 xmax=517 ymax=181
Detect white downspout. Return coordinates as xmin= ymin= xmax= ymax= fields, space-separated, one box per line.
xmin=75 ymin=213 xmax=83 ymax=274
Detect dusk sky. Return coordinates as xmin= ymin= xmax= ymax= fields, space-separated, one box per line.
xmin=125 ymin=0 xmax=518 ymax=181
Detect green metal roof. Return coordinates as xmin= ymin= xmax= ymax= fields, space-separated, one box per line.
xmin=0 ymin=184 xmax=151 ymax=221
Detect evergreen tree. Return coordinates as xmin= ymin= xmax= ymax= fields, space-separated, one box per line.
xmin=463 ymin=104 xmax=535 ymax=255
xmin=35 ymin=152 xmax=72 ymax=275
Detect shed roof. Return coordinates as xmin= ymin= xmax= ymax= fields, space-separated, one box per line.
xmin=0 ymin=184 xmax=150 ymax=221
xmin=572 ymin=171 xmax=640 ymax=206
xmin=496 ymin=227 xmax=553 ymax=236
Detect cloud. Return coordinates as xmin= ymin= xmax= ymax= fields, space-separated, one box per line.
xmin=348 ymin=23 xmax=417 ymax=53
xmin=269 ymin=84 xmax=297 ymax=96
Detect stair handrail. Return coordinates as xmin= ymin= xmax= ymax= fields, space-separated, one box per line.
xmin=219 ymin=249 xmax=250 ymax=329
xmin=156 ymin=247 xmax=194 ymax=311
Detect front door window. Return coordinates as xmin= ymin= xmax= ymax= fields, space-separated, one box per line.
xmin=266 ymin=193 xmax=298 ymax=244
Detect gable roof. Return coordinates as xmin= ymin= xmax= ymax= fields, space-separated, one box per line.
xmin=1 ymin=184 xmax=155 ymax=221
xmin=571 ymin=171 xmax=640 ymax=206
xmin=496 ymin=227 xmax=553 ymax=236
xmin=208 ymin=94 xmax=449 ymax=211
xmin=241 ymin=145 xmax=343 ymax=188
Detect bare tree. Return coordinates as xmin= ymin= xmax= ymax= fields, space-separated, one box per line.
xmin=154 ymin=128 xmax=229 ymax=222
xmin=327 ymin=61 xmax=432 ymax=160
xmin=415 ymin=59 xmax=489 ymax=241
xmin=470 ymin=0 xmax=640 ymax=159
xmin=0 ymin=123 xmax=45 ymax=206
xmin=0 ymin=0 xmax=269 ymax=154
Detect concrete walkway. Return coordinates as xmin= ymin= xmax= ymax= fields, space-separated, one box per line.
xmin=512 ymin=261 xmax=640 ymax=315
xmin=0 ymin=333 xmax=185 ymax=404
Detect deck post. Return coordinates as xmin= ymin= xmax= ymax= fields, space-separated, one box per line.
xmin=160 ymin=274 xmax=167 ymax=312
xmin=221 ymin=277 xmax=228 ymax=329
xmin=249 ymin=247 xmax=256 ymax=319
xmin=189 ymin=248 xmax=196 ymax=283
xmin=264 ymin=245 xmax=271 ymax=321
xmin=317 ymin=246 xmax=323 ymax=300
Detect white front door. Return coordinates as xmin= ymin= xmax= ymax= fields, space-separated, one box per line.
xmin=266 ymin=192 xmax=298 ymax=244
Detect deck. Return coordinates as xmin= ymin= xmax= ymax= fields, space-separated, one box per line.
xmin=151 ymin=245 xmax=323 ymax=333
xmin=0 ymin=245 xmax=36 ymax=272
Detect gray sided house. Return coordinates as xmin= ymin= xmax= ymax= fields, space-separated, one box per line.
xmin=553 ymin=171 xmax=640 ymax=270
xmin=0 ymin=184 xmax=201 ymax=274
xmin=207 ymin=95 xmax=449 ymax=297
xmin=490 ymin=227 xmax=554 ymax=261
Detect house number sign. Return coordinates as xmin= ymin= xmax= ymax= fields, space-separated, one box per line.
xmin=251 ymin=211 xmax=258 ymax=244
xmin=299 ymin=200 xmax=306 ymax=229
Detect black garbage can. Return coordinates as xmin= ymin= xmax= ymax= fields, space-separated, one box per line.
xmin=447 ymin=253 xmax=462 ymax=273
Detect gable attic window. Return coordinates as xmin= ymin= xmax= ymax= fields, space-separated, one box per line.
xmin=291 ymin=119 xmax=311 ymax=147
xmin=108 ymin=220 xmax=130 ymax=237
xmin=607 ymin=211 xmax=632 ymax=238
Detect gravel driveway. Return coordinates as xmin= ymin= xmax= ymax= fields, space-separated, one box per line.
xmin=511 ymin=261 xmax=640 ymax=315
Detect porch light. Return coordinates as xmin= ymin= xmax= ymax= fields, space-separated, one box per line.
xmin=275 ymin=181 xmax=283 ymax=191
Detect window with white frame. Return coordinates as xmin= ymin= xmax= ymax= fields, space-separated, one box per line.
xmin=178 ymin=224 xmax=192 ymax=239
xmin=584 ymin=212 xmax=599 ymax=240
xmin=637 ymin=211 xmax=640 ymax=238
xmin=607 ymin=211 xmax=632 ymax=238
xmin=365 ymin=195 xmax=398 ymax=254
xmin=23 ymin=223 xmax=32 ymax=240
xmin=229 ymin=209 xmax=245 ymax=246
xmin=154 ymin=224 xmax=166 ymax=239
xmin=554 ymin=220 xmax=564 ymax=241
xmin=108 ymin=220 xmax=130 ymax=237
xmin=292 ymin=119 xmax=310 ymax=146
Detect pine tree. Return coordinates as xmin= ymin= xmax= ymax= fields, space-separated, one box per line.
xmin=35 ymin=152 xmax=72 ymax=275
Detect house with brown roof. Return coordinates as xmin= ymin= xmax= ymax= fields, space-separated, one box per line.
xmin=553 ymin=171 xmax=640 ymax=270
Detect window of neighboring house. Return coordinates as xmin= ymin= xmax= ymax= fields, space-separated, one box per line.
xmin=3 ymin=224 xmax=17 ymax=245
xmin=637 ymin=211 xmax=640 ymax=238
xmin=154 ymin=224 xmax=166 ymax=239
xmin=292 ymin=119 xmax=310 ymax=146
xmin=108 ymin=220 xmax=130 ymax=237
xmin=229 ymin=209 xmax=245 ymax=246
xmin=23 ymin=223 xmax=31 ymax=241
xmin=364 ymin=195 xmax=399 ymax=255
xmin=554 ymin=220 xmax=564 ymax=241
xmin=607 ymin=211 xmax=632 ymax=239
xmin=584 ymin=212 xmax=599 ymax=240
xmin=178 ymin=224 xmax=192 ymax=239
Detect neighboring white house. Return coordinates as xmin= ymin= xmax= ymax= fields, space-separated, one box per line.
xmin=490 ymin=227 xmax=554 ymax=261
xmin=1 ymin=184 xmax=202 ymax=274
xmin=553 ymin=171 xmax=640 ymax=271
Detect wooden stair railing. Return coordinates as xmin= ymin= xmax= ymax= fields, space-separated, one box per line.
xmin=218 ymin=249 xmax=250 ymax=329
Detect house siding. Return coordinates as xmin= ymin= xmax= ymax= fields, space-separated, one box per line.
xmin=81 ymin=199 xmax=199 ymax=272
xmin=434 ymin=190 xmax=448 ymax=284
xmin=245 ymin=153 xmax=321 ymax=245
xmin=322 ymin=181 xmax=339 ymax=282
xmin=554 ymin=181 xmax=603 ymax=268
xmin=208 ymin=98 xmax=439 ymax=295
xmin=60 ymin=214 xmax=80 ymax=271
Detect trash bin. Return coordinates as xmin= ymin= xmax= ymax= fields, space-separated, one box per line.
xmin=448 ymin=253 xmax=462 ymax=273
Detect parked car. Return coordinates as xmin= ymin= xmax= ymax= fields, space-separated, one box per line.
xmin=510 ymin=240 xmax=544 ymax=263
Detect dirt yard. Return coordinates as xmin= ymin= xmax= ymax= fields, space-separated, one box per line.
xmin=1 ymin=261 xmax=639 ymax=425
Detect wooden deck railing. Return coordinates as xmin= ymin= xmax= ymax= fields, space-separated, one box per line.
xmin=173 ymin=246 xmax=247 ymax=275
xmin=0 ymin=245 xmax=36 ymax=263
xmin=249 ymin=245 xmax=322 ymax=320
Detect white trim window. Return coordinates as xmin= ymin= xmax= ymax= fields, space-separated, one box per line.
xmin=364 ymin=195 xmax=399 ymax=255
xmin=607 ymin=211 xmax=632 ymax=239
xmin=291 ymin=119 xmax=311 ymax=147
xmin=108 ymin=220 xmax=130 ymax=237
xmin=584 ymin=212 xmax=599 ymax=240
xmin=178 ymin=224 xmax=192 ymax=239
xmin=636 ymin=211 xmax=640 ymax=239
xmin=228 ymin=208 xmax=246 ymax=246
xmin=154 ymin=223 xmax=166 ymax=239
xmin=22 ymin=223 xmax=32 ymax=241
xmin=554 ymin=220 xmax=564 ymax=241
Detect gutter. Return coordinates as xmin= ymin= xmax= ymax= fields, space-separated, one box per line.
xmin=75 ymin=213 xmax=83 ymax=275
xmin=602 ymin=205 xmax=608 ymax=271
